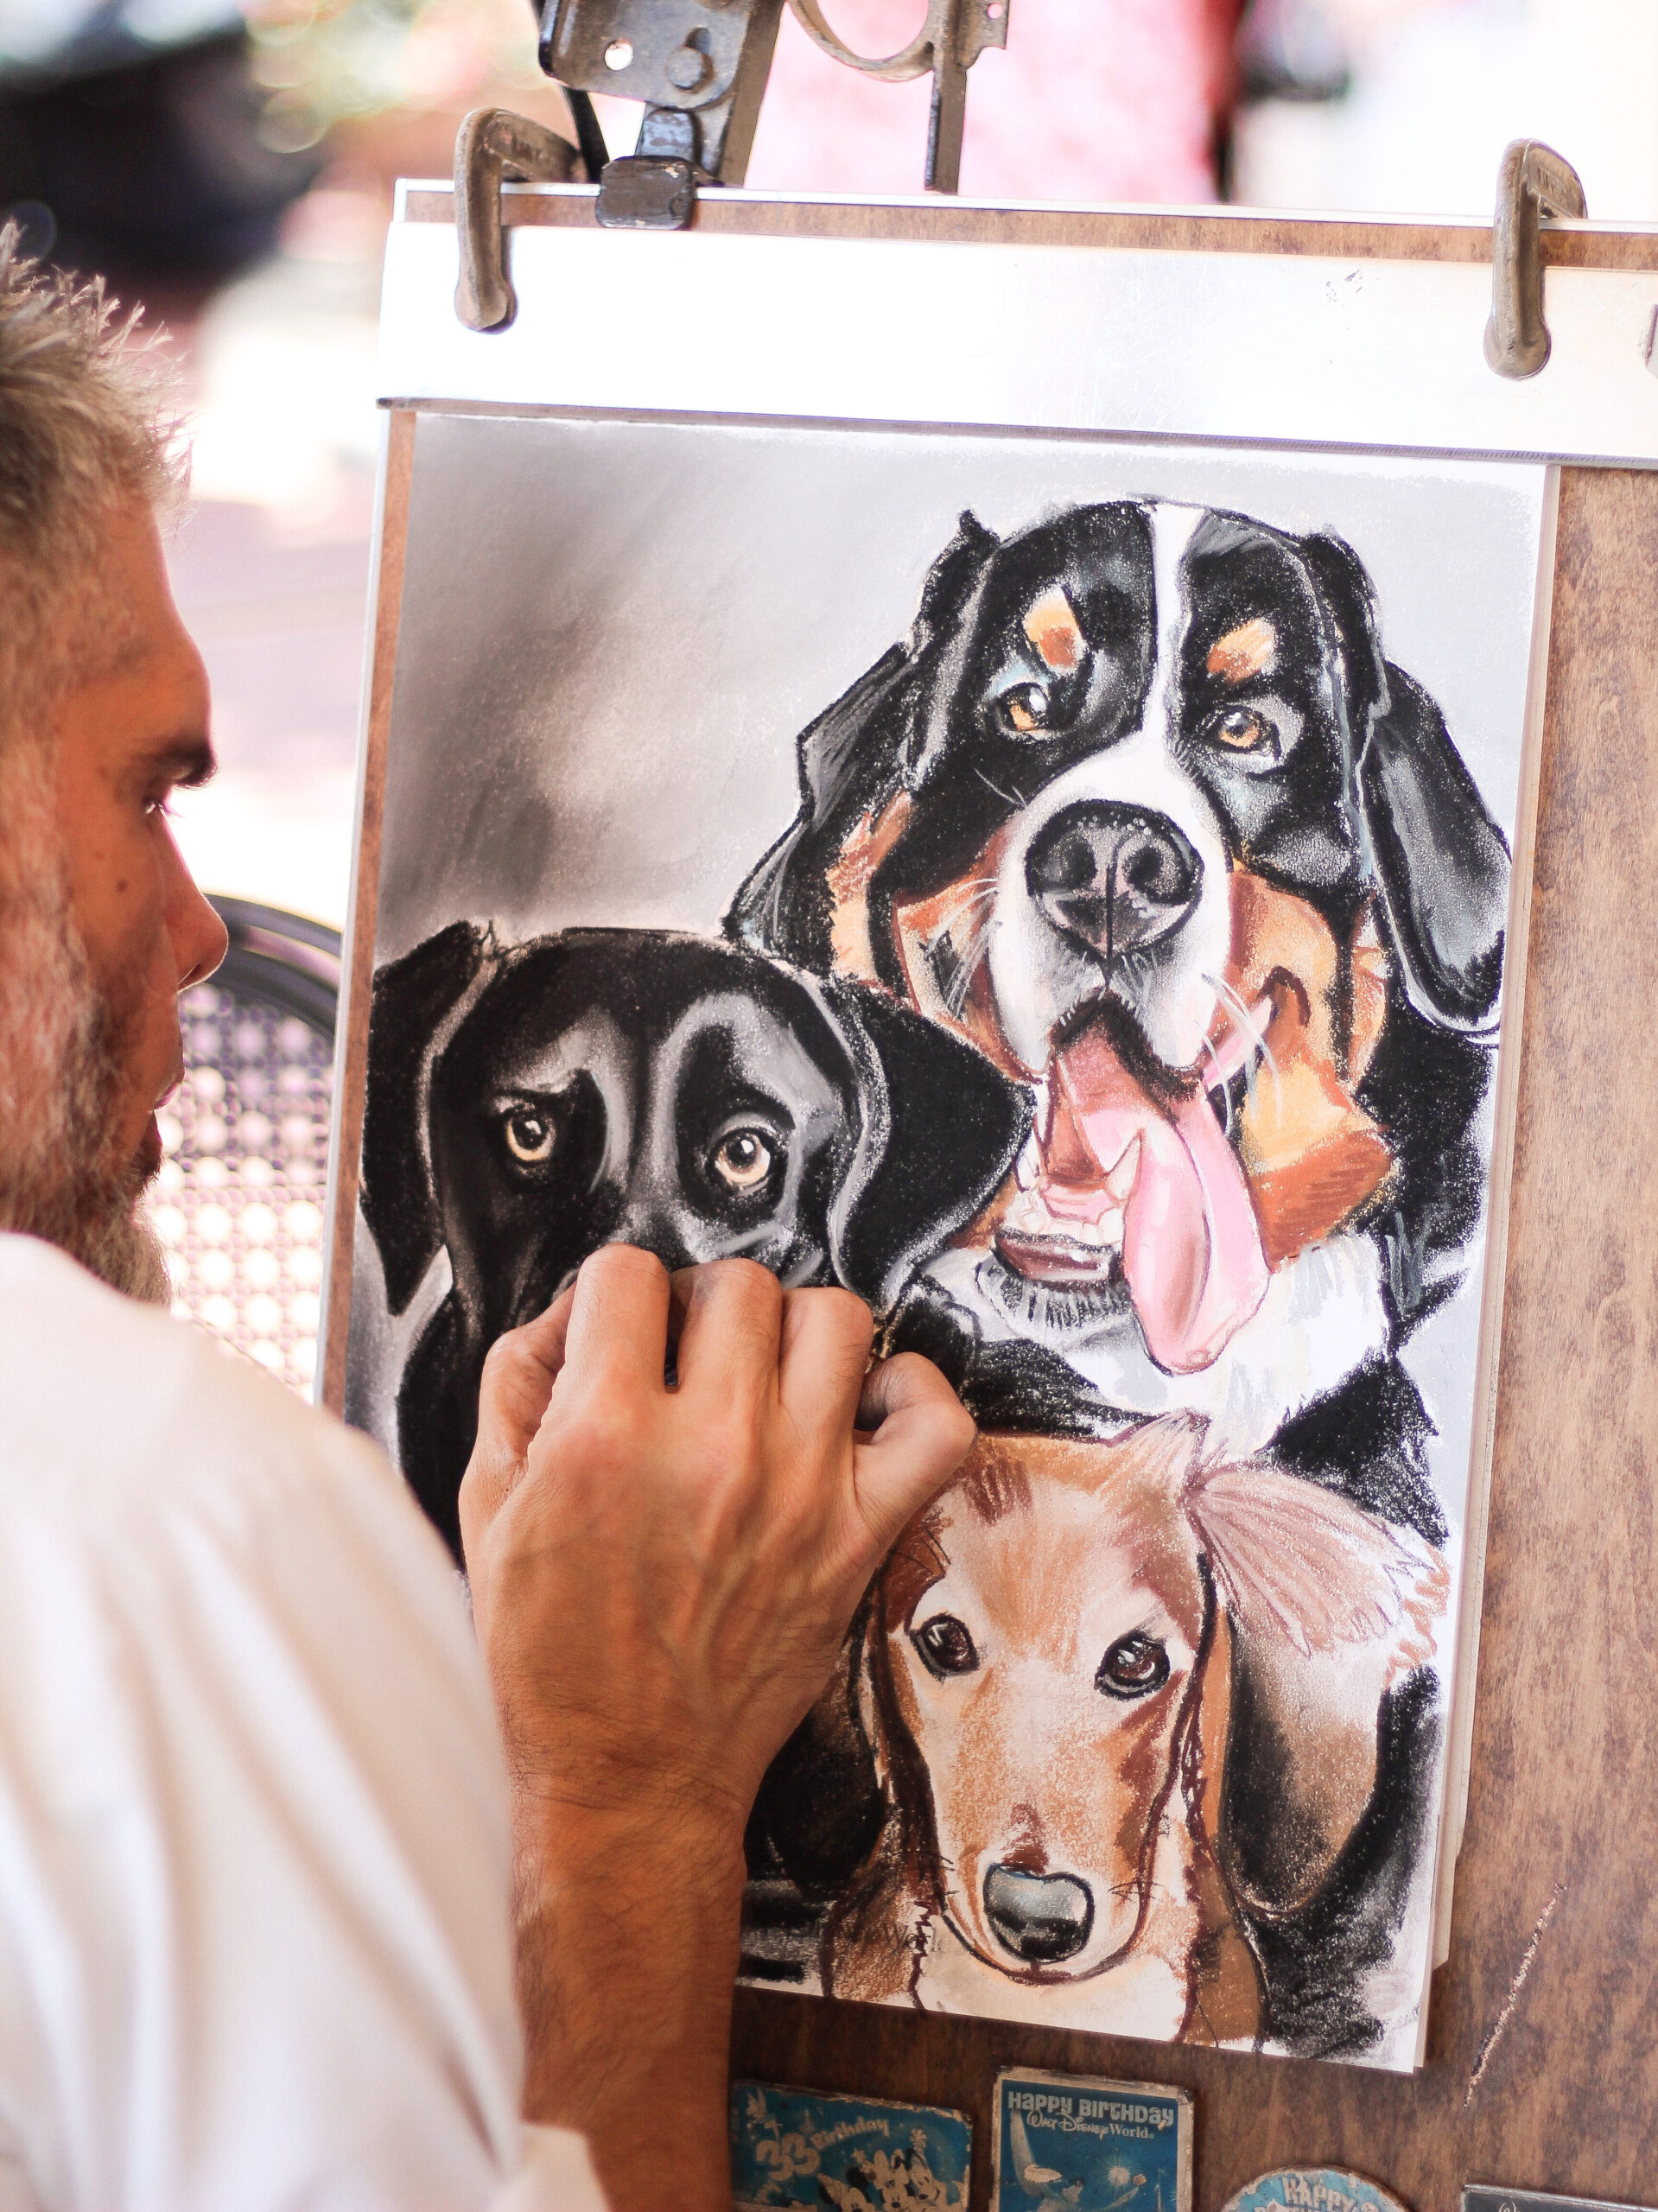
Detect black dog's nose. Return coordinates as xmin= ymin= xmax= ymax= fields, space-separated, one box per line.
xmin=983 ymin=1864 xmax=1095 ymax=1964
xmin=1026 ymin=801 xmax=1200 ymax=959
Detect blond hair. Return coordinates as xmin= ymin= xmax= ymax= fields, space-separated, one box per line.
xmin=0 ymin=225 xmax=187 ymax=748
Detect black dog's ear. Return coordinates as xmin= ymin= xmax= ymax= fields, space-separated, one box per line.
xmin=823 ymin=983 xmax=1031 ymax=1312
xmin=1304 ymin=533 xmax=1511 ymax=1034
xmin=361 ymin=920 xmax=492 ymax=1314
xmin=727 ymin=512 xmax=1001 ymax=969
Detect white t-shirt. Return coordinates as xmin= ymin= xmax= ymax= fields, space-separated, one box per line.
xmin=0 ymin=1235 xmax=606 ymax=2212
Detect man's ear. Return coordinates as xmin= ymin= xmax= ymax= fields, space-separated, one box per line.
xmin=360 ymin=920 xmax=493 ymax=1316
xmin=823 ymin=981 xmax=1032 ymax=1312
xmin=1303 ymin=531 xmax=1510 ymax=1034
xmin=727 ymin=512 xmax=1001 ymax=971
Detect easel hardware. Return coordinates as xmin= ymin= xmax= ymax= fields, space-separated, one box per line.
xmin=452 ymin=108 xmax=576 ymax=331
xmin=1486 ymin=137 xmax=1587 ymax=379
xmin=532 ymin=0 xmax=1007 ymax=228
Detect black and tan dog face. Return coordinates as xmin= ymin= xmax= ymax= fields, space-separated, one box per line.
xmin=360 ymin=924 xmax=1029 ymax=1554
xmin=733 ymin=499 xmax=1510 ymax=1391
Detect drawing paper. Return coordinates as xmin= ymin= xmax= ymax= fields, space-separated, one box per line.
xmin=344 ymin=409 xmax=1550 ymax=2069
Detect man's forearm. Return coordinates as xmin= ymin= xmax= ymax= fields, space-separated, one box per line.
xmin=515 ymin=1803 xmax=747 ymax=2212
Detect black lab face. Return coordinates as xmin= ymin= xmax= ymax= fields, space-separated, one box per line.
xmin=360 ymin=925 xmax=1029 ymax=1555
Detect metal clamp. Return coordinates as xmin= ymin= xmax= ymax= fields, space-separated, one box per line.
xmin=1483 ymin=137 xmax=1585 ymax=379
xmin=538 ymin=0 xmax=784 ymax=194
xmin=454 ymin=107 xmax=579 ymax=331
xmin=785 ymin=0 xmax=1009 ymax=194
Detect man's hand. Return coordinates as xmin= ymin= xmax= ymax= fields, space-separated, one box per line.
xmin=458 ymin=1246 xmax=975 ymax=2212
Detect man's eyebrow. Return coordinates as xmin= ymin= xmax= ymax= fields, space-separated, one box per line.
xmin=143 ymin=736 xmax=217 ymax=789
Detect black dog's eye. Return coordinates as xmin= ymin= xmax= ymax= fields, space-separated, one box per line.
xmin=997 ymin=682 xmax=1051 ymax=736
xmin=709 ymin=1128 xmax=775 ymax=1193
xmin=1201 ymin=705 xmax=1280 ymax=760
xmin=502 ymin=1108 xmax=556 ymax=1164
xmin=1096 ymin=1631 xmax=1170 ymax=1700
xmin=912 ymin=1612 xmax=979 ymax=1678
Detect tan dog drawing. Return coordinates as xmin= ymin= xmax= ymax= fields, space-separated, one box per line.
xmin=823 ymin=1420 xmax=1448 ymax=2046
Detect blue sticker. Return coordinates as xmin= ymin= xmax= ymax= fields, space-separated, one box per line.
xmin=731 ymin=2081 xmax=972 ymax=2210
xmin=994 ymin=2069 xmax=1191 ymax=2212
xmin=1223 ymin=2175 xmax=1408 ymax=2212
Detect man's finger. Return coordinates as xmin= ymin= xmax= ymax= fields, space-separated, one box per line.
xmin=673 ymin=1257 xmax=785 ymax=1412
xmin=458 ymin=1289 xmax=576 ymax=1542
xmin=778 ymin=1286 xmax=873 ymax=1442
xmin=849 ymin=1352 xmax=976 ymax=1558
xmin=559 ymin=1243 xmax=673 ymax=1405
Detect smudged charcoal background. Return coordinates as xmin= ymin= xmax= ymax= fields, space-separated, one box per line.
xmin=356 ymin=416 xmax=1547 ymax=1552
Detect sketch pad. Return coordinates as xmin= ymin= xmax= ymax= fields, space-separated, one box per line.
xmin=322 ymin=183 xmax=1658 ymax=2196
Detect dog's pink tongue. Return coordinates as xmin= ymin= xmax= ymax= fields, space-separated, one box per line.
xmin=1045 ymin=1026 xmax=1269 ymax=1372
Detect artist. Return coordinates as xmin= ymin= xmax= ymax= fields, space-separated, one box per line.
xmin=0 ymin=234 xmax=975 ymax=2212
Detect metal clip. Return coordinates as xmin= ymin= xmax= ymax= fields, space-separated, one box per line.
xmin=785 ymin=0 xmax=1009 ymax=194
xmin=1483 ymin=137 xmax=1585 ymax=379
xmin=454 ymin=107 xmax=579 ymax=331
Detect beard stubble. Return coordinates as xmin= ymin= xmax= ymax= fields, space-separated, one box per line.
xmin=0 ymin=744 xmax=172 ymax=1304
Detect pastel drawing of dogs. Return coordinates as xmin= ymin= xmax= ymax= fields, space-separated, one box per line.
xmin=813 ymin=1420 xmax=1448 ymax=2050
xmin=358 ymin=923 xmax=1029 ymax=1557
xmin=728 ymin=499 xmax=1509 ymax=1497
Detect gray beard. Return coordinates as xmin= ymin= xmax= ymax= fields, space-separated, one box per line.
xmin=0 ymin=750 xmax=171 ymax=1304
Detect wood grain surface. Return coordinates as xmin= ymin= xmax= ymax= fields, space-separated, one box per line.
xmin=403 ymin=184 xmax=1658 ymax=270
xmin=731 ymin=463 xmax=1658 ymax=2211
xmin=335 ymin=200 xmax=1658 ymax=2208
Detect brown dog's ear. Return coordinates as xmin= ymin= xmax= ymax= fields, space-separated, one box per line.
xmin=1184 ymin=1460 xmax=1449 ymax=1676
xmin=1186 ymin=1459 xmax=1450 ymax=1912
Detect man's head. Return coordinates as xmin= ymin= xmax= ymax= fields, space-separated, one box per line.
xmin=0 ymin=229 xmax=227 ymax=1299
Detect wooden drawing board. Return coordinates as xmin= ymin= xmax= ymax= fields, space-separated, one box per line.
xmin=321 ymin=192 xmax=1658 ymax=2210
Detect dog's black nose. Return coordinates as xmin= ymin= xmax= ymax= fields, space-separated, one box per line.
xmin=983 ymin=1864 xmax=1094 ymax=1965
xmin=1026 ymin=801 xmax=1200 ymax=959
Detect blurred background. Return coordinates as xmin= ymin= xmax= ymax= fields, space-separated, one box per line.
xmin=7 ymin=0 xmax=1650 ymax=1386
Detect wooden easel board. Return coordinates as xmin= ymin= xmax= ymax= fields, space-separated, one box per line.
xmin=321 ymin=191 xmax=1658 ymax=2209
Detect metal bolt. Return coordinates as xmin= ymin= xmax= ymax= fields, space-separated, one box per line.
xmin=666 ymin=39 xmax=712 ymax=91
xmin=603 ymin=37 xmax=632 ymax=69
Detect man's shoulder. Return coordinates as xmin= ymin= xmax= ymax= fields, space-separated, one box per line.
xmin=0 ymin=1232 xmax=410 ymax=1551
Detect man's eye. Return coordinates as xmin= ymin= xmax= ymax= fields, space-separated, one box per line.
xmin=503 ymin=1109 xmax=556 ymax=1164
xmin=710 ymin=1129 xmax=775 ymax=1192
xmin=1202 ymin=705 xmax=1280 ymax=757
xmin=912 ymin=1612 xmax=979 ymax=1677
xmin=997 ymin=682 xmax=1050 ymax=735
xmin=1096 ymin=1631 xmax=1170 ymax=1700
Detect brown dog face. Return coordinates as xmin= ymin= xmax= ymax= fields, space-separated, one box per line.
xmin=868 ymin=1418 xmax=1452 ymax=1988
xmin=880 ymin=1427 xmax=1213 ymax=1981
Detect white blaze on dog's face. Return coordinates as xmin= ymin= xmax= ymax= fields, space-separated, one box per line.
xmin=882 ymin=1430 xmax=1210 ymax=1981
xmin=986 ymin=505 xmax=1235 ymax=1076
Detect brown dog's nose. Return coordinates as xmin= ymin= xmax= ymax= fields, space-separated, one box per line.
xmin=1026 ymin=800 xmax=1201 ymax=962
xmin=984 ymin=1863 xmax=1094 ymax=1965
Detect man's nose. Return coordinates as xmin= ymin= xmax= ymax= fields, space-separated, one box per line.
xmin=160 ymin=817 xmax=228 ymax=990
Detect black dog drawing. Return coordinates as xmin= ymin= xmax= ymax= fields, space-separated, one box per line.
xmin=728 ymin=499 xmax=1511 ymax=1548
xmin=359 ymin=924 xmax=1030 ymax=1556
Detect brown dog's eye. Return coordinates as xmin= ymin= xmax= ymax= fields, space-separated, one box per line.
xmin=1096 ymin=1632 xmax=1170 ymax=1700
xmin=503 ymin=1109 xmax=556 ymax=1164
xmin=912 ymin=1612 xmax=979 ymax=1678
xmin=998 ymin=683 xmax=1050 ymax=735
xmin=1202 ymin=705 xmax=1280 ymax=758
xmin=710 ymin=1129 xmax=774 ymax=1193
